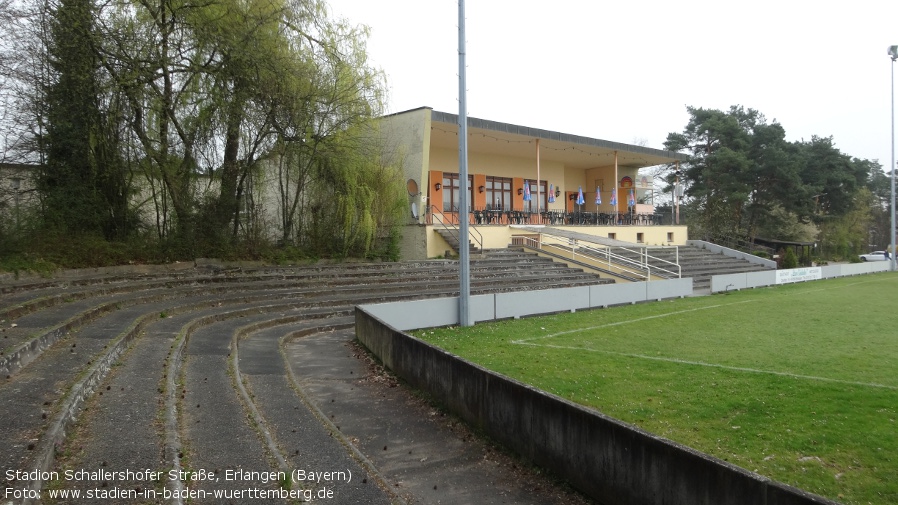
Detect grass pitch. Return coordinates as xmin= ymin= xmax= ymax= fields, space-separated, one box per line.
xmin=416 ymin=273 xmax=898 ymax=505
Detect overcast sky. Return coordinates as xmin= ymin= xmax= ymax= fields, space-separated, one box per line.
xmin=328 ymin=0 xmax=898 ymax=172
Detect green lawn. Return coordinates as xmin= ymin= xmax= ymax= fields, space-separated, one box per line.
xmin=416 ymin=273 xmax=898 ymax=505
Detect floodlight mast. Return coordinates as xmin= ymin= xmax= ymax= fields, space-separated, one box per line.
xmin=458 ymin=0 xmax=472 ymax=326
xmin=890 ymin=45 xmax=898 ymax=272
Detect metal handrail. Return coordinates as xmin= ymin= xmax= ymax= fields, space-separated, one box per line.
xmin=549 ymin=238 xmax=653 ymax=280
xmin=611 ymin=245 xmax=681 ymax=279
xmin=512 ymin=236 xmax=637 ymax=279
xmin=514 ymin=235 xmax=647 ymax=280
xmin=516 ymin=232 xmax=681 ymax=281
xmin=430 ymin=205 xmax=483 ymax=253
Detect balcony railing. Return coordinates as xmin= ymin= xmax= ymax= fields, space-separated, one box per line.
xmin=427 ymin=206 xmax=667 ymax=226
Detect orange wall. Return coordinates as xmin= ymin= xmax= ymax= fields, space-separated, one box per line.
xmin=428 ymin=170 xmax=442 ymax=214
xmin=512 ymin=177 xmax=524 ymax=210
xmin=473 ymin=173 xmax=486 ymax=210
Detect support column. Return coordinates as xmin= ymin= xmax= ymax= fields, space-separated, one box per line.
xmin=536 ymin=139 xmax=541 ymax=214
xmin=675 ymin=161 xmax=681 ymax=225
xmin=614 ymin=151 xmax=619 ymax=217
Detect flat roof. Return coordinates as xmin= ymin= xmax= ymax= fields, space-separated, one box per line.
xmin=390 ymin=107 xmax=688 ymax=170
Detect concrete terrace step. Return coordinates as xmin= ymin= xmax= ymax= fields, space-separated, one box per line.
xmin=1 ymin=260 xmax=600 ymax=365
xmin=234 ymin=319 xmax=392 ymax=504
xmin=608 ymin=245 xmax=773 ymax=282
xmin=2 ymin=262 xmax=603 ymax=378
xmin=0 ymin=259 xmax=603 ymax=503
xmin=282 ymin=328 xmax=590 ymax=505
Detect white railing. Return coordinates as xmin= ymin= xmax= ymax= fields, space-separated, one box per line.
xmin=610 ymin=244 xmax=681 ymax=279
xmin=513 ymin=233 xmax=681 ymax=281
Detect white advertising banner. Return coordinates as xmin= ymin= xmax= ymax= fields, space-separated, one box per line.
xmin=775 ymin=267 xmax=823 ymax=284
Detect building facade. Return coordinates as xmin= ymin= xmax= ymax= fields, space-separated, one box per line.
xmin=380 ymin=107 xmax=690 ymax=259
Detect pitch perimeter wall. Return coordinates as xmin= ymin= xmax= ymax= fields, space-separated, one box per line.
xmin=355 ymin=275 xmax=844 ymax=505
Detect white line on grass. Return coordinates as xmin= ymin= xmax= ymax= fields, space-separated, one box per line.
xmin=511 ymin=300 xmax=757 ymax=345
xmin=515 ymin=341 xmax=898 ymax=390
xmin=768 ymin=275 xmax=898 ymax=297
xmin=513 ymin=275 xmax=895 ymax=346
xmin=509 ymin=275 xmax=898 ymax=390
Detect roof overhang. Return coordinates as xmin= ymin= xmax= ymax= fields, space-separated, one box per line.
xmin=427 ymin=109 xmax=688 ymax=170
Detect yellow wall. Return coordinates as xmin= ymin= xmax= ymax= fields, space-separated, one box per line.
xmin=426 ymin=225 xmax=688 ymax=258
xmin=380 ymin=108 xmax=432 ymax=224
xmin=545 ymin=226 xmax=688 ymax=246
xmin=426 ymin=226 xmax=516 ymax=258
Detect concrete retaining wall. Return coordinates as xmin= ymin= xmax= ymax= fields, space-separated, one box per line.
xmin=361 ymin=278 xmax=694 ymax=331
xmin=355 ymin=273 xmax=889 ymax=503
xmin=355 ymin=308 xmax=837 ymax=505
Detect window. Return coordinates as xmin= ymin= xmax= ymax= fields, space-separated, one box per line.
xmin=608 ymin=233 xmax=616 ymax=240
xmin=442 ymin=173 xmax=473 ymax=212
xmin=485 ymin=176 xmax=512 ymax=211
xmin=638 ymin=188 xmax=654 ymax=205
xmin=667 ymin=232 xmax=674 ymax=243
xmin=636 ymin=232 xmax=644 ymax=244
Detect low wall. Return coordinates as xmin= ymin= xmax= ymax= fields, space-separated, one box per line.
xmin=710 ymin=262 xmax=890 ymax=293
xmin=355 ymin=308 xmax=837 ymax=505
xmin=360 ymin=278 xmax=693 ymax=331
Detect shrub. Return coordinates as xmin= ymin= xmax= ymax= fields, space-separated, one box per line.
xmin=782 ymin=247 xmax=798 ymax=269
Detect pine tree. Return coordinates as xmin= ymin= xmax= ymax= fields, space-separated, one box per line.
xmin=42 ymin=0 xmax=130 ymax=238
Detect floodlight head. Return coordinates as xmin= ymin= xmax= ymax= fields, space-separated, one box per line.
xmin=889 ymin=45 xmax=898 ymax=61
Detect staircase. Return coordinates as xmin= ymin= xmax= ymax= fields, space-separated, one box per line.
xmin=436 ymin=228 xmax=480 ymax=256
xmin=611 ymin=244 xmax=772 ymax=290
xmin=475 ymin=247 xmax=615 ymax=287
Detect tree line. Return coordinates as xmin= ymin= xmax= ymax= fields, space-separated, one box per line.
xmin=0 ymin=0 xmax=406 ymax=268
xmin=2 ymin=0 xmax=888 ymax=269
xmin=663 ymin=105 xmax=890 ymax=261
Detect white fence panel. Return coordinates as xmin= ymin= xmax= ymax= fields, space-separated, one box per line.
xmin=495 ymin=286 xmax=591 ymax=319
xmin=711 ymin=264 xmax=889 ymax=293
